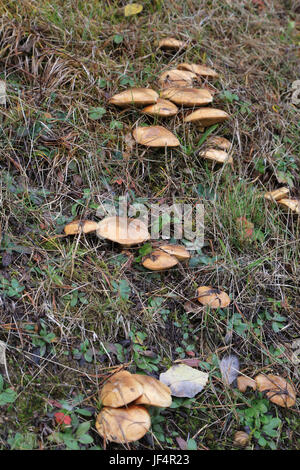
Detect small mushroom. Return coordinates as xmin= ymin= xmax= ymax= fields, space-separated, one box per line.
xmin=184 ymin=108 xmax=229 ymax=126
xmin=158 ymin=69 xmax=197 ymax=89
xmin=142 ymin=249 xmax=178 ymax=271
xmin=255 ymin=374 xmax=296 ymax=408
xmin=277 ymin=198 xmax=299 ymax=215
xmin=141 ymin=99 xmax=178 ymax=117
xmin=132 ymin=375 xmax=172 ymax=407
xmin=206 ymin=136 xmax=232 ymax=150
xmin=199 ymin=149 xmax=233 ymax=165
xmin=197 ymin=286 xmax=231 ymax=309
xmin=108 ymin=88 xmax=158 ymax=107
xmin=177 ymin=63 xmax=218 ymax=78
xmin=233 ymin=431 xmax=249 ymax=447
xmin=99 ymin=371 xmax=143 ymax=408
xmin=161 ymin=87 xmax=213 ymax=107
xmin=264 ymin=187 xmax=290 ymax=201
xmin=64 ymin=220 xmax=99 ymax=235
xmin=158 ymin=38 xmax=187 ymax=51
xmin=96 ymin=216 xmax=150 ymax=247
xmin=237 ymin=376 xmax=257 ymax=393
xmin=96 ymin=405 xmax=151 ymax=443
xmin=159 ymin=244 xmax=190 ymax=261
xmin=132 ymin=126 xmax=180 ymax=147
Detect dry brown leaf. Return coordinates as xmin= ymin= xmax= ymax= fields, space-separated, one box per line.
xmin=237 ymin=375 xmax=257 ymax=392
xmin=255 ymin=374 xmax=296 ymax=408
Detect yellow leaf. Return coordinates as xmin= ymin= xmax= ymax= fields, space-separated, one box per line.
xmin=124 ymin=3 xmax=143 ymax=16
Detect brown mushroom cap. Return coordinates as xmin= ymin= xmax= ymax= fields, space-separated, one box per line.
xmin=197 ymin=286 xmax=231 ymax=308
xmin=64 ymin=220 xmax=99 ymax=235
xmin=264 ymin=187 xmax=290 ymax=201
xmin=96 ymin=405 xmax=151 ymax=443
xmin=237 ymin=376 xmax=257 ymax=393
xmin=255 ymin=374 xmax=296 ymax=408
xmin=199 ymin=149 xmax=233 ymax=164
xmin=177 ymin=63 xmax=218 ymax=78
xmin=96 ymin=216 xmax=150 ymax=247
xmin=277 ymin=198 xmax=299 ymax=215
xmin=142 ymin=249 xmax=178 ymax=271
xmin=132 ymin=375 xmax=172 ymax=407
xmin=108 ymin=88 xmax=158 ymax=107
xmin=206 ymin=136 xmax=232 ymax=150
xmin=233 ymin=431 xmax=249 ymax=447
xmin=132 ymin=126 xmax=180 ymax=147
xmin=158 ymin=38 xmax=187 ymax=50
xmin=184 ymin=108 xmax=229 ymax=126
xmin=100 ymin=371 xmax=143 ymax=408
xmin=161 ymin=87 xmax=213 ymax=106
xmin=159 ymin=69 xmax=197 ymax=89
xmin=159 ymin=244 xmax=190 ymax=261
xmin=141 ymin=99 xmax=178 ymax=117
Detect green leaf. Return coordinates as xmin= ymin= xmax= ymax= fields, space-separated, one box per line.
xmin=78 ymin=434 xmax=94 ymax=445
xmin=187 ymin=438 xmax=197 ymax=450
xmin=113 ymin=34 xmax=124 ymax=44
xmin=88 ymin=107 xmax=106 ymax=120
xmin=76 ymin=421 xmax=91 ymax=438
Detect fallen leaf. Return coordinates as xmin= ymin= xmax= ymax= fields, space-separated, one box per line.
xmin=159 ymin=364 xmax=208 ymax=398
xmin=236 ymin=217 xmax=254 ymax=240
xmin=219 ymin=355 xmax=239 ymax=385
xmin=176 ymin=437 xmax=188 ymax=450
xmin=124 ymin=3 xmax=143 ymax=16
xmin=237 ymin=375 xmax=257 ymax=392
xmin=54 ymin=412 xmax=72 ymax=426
xmin=174 ymin=358 xmax=201 ymax=368
xmin=255 ymin=374 xmax=296 ymax=408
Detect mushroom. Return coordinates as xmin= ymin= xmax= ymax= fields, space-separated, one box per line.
xmin=141 ymin=99 xmax=178 ymax=117
xmin=158 ymin=69 xmax=197 ymax=89
xmin=184 ymin=108 xmax=229 ymax=126
xmin=158 ymin=38 xmax=187 ymax=51
xmin=233 ymin=431 xmax=249 ymax=447
xmin=96 ymin=216 xmax=150 ymax=247
xmin=132 ymin=126 xmax=180 ymax=147
xmin=142 ymin=249 xmax=178 ymax=271
xmin=99 ymin=371 xmax=143 ymax=408
xmin=237 ymin=376 xmax=257 ymax=393
xmin=197 ymin=286 xmax=231 ymax=308
xmin=199 ymin=149 xmax=233 ymax=165
xmin=159 ymin=244 xmax=190 ymax=261
xmin=255 ymin=374 xmax=296 ymax=408
xmin=108 ymin=88 xmax=158 ymax=107
xmin=64 ymin=220 xmax=99 ymax=235
xmin=160 ymin=87 xmax=213 ymax=106
xmin=177 ymin=63 xmax=218 ymax=78
xmin=277 ymin=198 xmax=299 ymax=215
xmin=96 ymin=405 xmax=151 ymax=443
xmin=206 ymin=136 xmax=232 ymax=150
xmin=264 ymin=187 xmax=290 ymax=201
xmin=132 ymin=375 xmax=172 ymax=407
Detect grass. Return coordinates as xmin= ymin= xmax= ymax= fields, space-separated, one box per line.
xmin=0 ymin=0 xmax=299 ymax=450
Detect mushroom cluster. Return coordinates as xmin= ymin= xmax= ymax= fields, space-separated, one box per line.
xmin=142 ymin=244 xmax=190 ymax=271
xmin=106 ymin=38 xmax=232 ymax=161
xmin=64 ymin=216 xmax=150 ymax=248
xmin=96 ymin=370 xmax=172 ymax=443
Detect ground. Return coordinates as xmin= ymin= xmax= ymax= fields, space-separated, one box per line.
xmin=0 ymin=0 xmax=299 ymax=451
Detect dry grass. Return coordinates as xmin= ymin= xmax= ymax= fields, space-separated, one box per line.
xmin=0 ymin=0 xmax=299 ymax=450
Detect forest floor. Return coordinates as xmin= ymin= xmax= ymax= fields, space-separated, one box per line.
xmin=0 ymin=0 xmax=299 ymax=450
